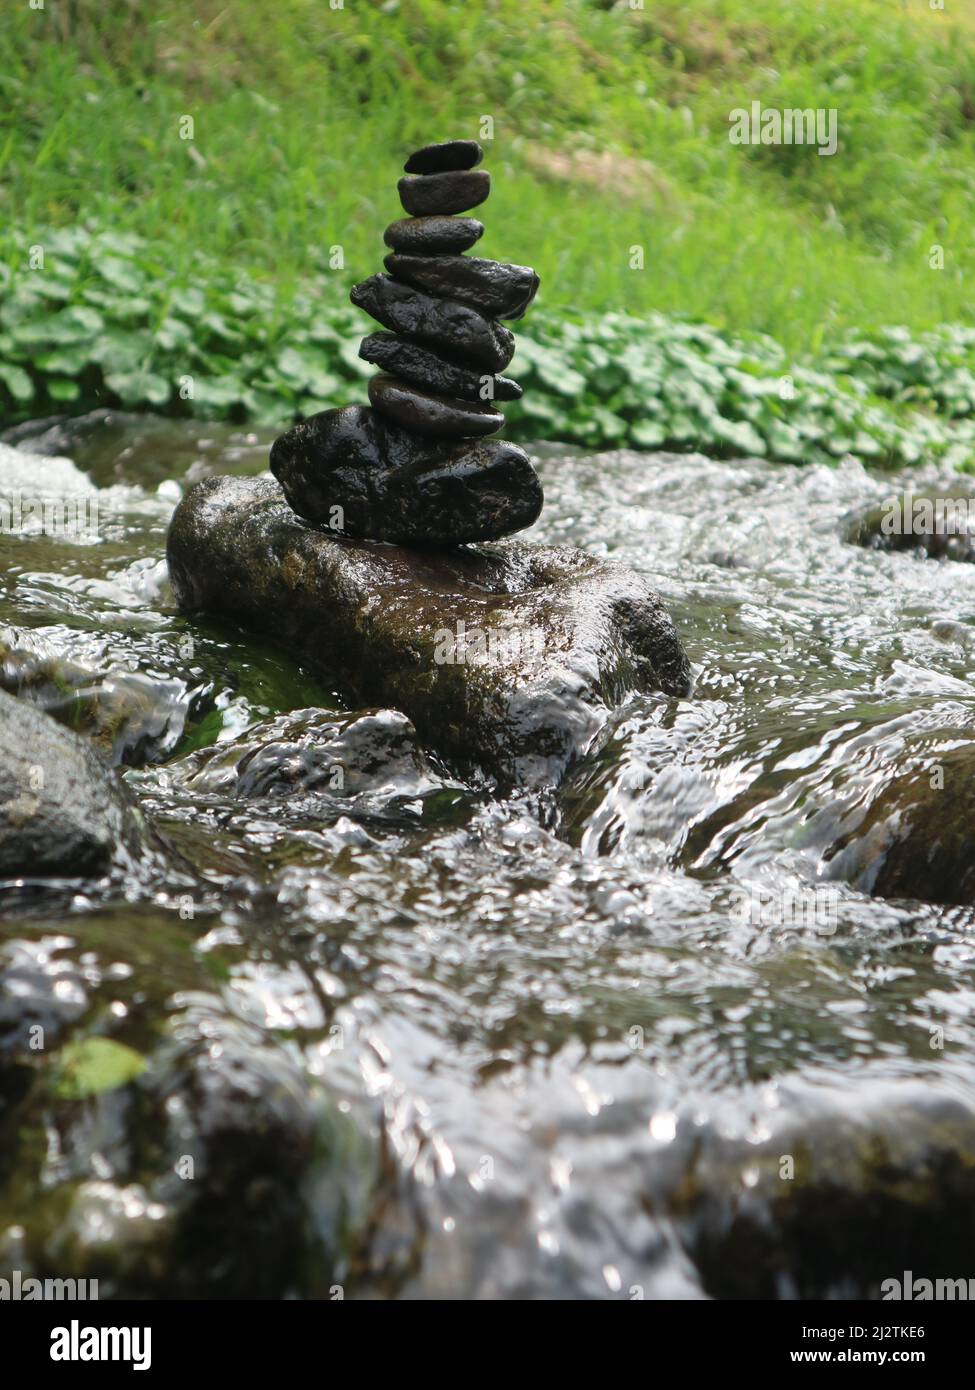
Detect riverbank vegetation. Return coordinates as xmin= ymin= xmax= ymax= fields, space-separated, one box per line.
xmin=3 ymin=0 xmax=974 ymax=463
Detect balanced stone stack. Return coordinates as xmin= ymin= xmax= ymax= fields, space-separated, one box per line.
xmin=270 ymin=139 xmax=543 ymax=547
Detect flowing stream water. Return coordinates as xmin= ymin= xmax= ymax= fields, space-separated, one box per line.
xmin=3 ymin=409 xmax=975 ymax=1299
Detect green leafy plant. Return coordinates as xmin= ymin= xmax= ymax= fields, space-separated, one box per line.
xmin=3 ymin=224 xmax=975 ymax=470
xmin=50 ymin=1036 xmax=147 ymax=1099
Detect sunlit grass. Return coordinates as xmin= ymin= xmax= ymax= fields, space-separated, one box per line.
xmin=1 ymin=0 xmax=973 ymax=351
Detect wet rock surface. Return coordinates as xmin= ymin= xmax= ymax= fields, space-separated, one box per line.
xmin=350 ymin=274 xmax=515 ymax=374
xmin=0 ymin=636 xmax=188 ymax=766
xmin=170 ymin=705 xmax=456 ymax=810
xmin=384 ymin=252 xmax=539 ymax=320
xmin=167 ymin=472 xmax=690 ymax=788
xmin=383 ymin=215 xmax=484 ymax=255
xmin=823 ymin=737 xmax=975 ymax=905
xmin=359 ymin=331 xmax=522 ymax=402
xmin=269 ymin=405 xmax=541 ymax=544
xmin=398 ymin=169 xmax=490 ymax=217
xmin=845 ymin=494 xmax=975 ymax=562
xmin=0 ymin=934 xmax=413 ymax=1298
xmin=0 ymin=689 xmax=152 ymax=878
xmin=631 ymin=1074 xmax=975 ymax=1300
xmin=368 ymin=373 xmax=504 ymax=437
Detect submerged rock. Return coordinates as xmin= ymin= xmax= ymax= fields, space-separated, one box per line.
xmin=0 ymin=689 xmax=151 ymax=878
xmin=0 ymin=636 xmax=187 ymax=766
xmin=368 ymin=373 xmax=504 ymax=438
xmin=171 ymin=706 xmax=453 ymax=807
xmin=141 ymin=1008 xmax=349 ymax=1297
xmin=383 ymin=215 xmax=485 ymax=255
xmin=398 ymin=169 xmax=490 ymax=217
xmin=844 ymin=494 xmax=975 ymax=562
xmin=166 ymin=474 xmax=692 ymax=788
xmin=384 ymin=253 xmax=540 ymax=320
xmin=359 ymin=331 xmax=522 ymax=403
xmin=14 ymin=993 xmax=406 ymax=1298
xmin=824 ymin=739 xmax=975 ymax=905
xmin=664 ymin=1075 xmax=975 ymax=1299
xmin=350 ymin=274 xmax=515 ymax=374
xmin=269 ymin=404 xmax=541 ymax=545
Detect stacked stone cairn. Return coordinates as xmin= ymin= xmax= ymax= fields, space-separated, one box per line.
xmin=270 ymin=139 xmax=543 ymax=546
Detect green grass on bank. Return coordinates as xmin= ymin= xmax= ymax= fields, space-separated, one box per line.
xmin=3 ymin=0 xmax=974 ymax=344
xmin=2 ymin=0 xmax=975 ymax=463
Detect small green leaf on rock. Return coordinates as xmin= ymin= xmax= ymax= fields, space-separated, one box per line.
xmin=52 ymin=1037 xmax=147 ymax=1099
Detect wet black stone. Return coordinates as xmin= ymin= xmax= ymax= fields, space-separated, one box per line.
xmin=404 ymin=139 xmax=483 ymax=175
xmin=383 ymin=216 xmax=484 ymax=255
xmin=384 ymin=253 xmax=540 ymax=320
xmin=368 ymin=374 xmax=504 ymax=438
xmin=398 ymin=169 xmax=490 ymax=217
xmin=823 ymin=740 xmax=975 ymax=906
xmin=146 ymin=1010 xmax=336 ymax=1298
xmin=350 ymin=274 xmax=515 ymax=373
xmin=267 ymin=404 xmax=540 ymax=545
xmin=359 ymin=332 xmax=522 ymax=403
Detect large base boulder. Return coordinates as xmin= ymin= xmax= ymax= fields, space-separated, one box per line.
xmin=166 ymin=475 xmax=691 ymax=789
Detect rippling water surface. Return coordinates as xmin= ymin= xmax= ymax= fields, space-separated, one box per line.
xmin=4 ymin=410 xmax=975 ymax=1298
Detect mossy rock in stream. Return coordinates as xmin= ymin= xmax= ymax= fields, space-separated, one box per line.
xmin=0 ymin=689 xmax=155 ymax=878
xmin=0 ymin=637 xmax=187 ymax=766
xmin=843 ymin=495 xmax=975 ymax=562
xmin=0 ymin=967 xmax=419 ymax=1298
xmin=824 ymin=738 xmax=975 ymax=906
xmin=166 ymin=475 xmax=691 ymax=789
xmin=663 ymin=1078 xmax=975 ymax=1298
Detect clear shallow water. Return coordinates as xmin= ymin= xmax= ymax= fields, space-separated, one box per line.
xmin=4 ymin=410 xmax=975 ymax=1298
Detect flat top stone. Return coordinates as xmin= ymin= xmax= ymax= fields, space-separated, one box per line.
xmin=404 ymin=139 xmax=483 ymax=175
